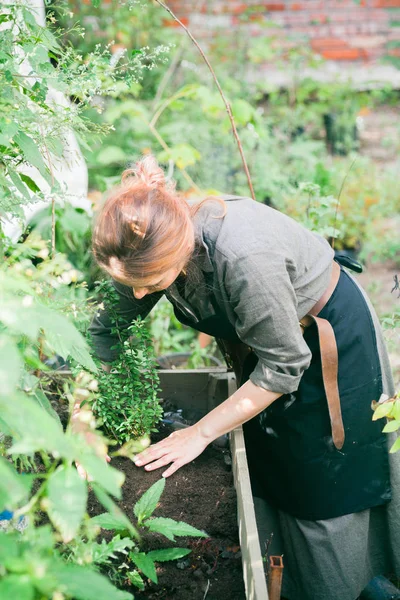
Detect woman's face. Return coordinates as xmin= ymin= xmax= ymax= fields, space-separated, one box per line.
xmin=131 ymin=266 xmax=181 ymax=299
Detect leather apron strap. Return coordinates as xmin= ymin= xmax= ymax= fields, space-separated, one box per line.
xmin=301 ymin=314 xmax=345 ymax=450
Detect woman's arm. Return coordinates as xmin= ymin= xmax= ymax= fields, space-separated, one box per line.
xmin=133 ymin=379 xmax=282 ymax=477
xmin=198 ymin=379 xmax=281 ymax=441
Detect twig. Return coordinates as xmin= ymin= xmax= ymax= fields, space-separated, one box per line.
xmin=153 ymin=0 xmax=256 ymax=201
xmin=331 ymin=157 xmax=357 ymax=250
xmin=151 ymin=36 xmax=186 ymax=111
xmin=40 ymin=126 xmax=56 ymax=256
xmin=149 ymin=122 xmax=202 ymax=193
xmin=203 ymin=579 xmax=210 ymax=600
xmin=149 ymin=86 xmax=204 ymax=192
xmin=150 ymin=87 xmax=196 ymax=129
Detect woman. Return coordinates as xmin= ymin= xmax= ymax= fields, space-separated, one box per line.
xmin=89 ymin=155 xmax=399 ymax=600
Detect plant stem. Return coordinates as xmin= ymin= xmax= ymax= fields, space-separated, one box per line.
xmin=40 ymin=126 xmax=56 ymax=256
xmin=332 ymin=157 xmax=357 ymax=249
xmin=153 ymin=0 xmax=256 ymax=201
xmin=13 ymin=479 xmax=47 ymax=519
xmin=151 ymin=37 xmax=186 ymax=111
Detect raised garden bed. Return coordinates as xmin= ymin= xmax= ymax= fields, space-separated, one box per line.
xmin=52 ymin=368 xmax=270 ymax=599
xmin=88 ymin=423 xmax=244 ymax=599
xmin=154 ymin=369 xmax=270 ymax=600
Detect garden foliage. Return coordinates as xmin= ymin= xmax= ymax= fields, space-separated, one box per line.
xmin=92 ymin=281 xmax=163 ymax=445
xmin=0 ymin=4 xmax=204 ymax=599
xmin=1 ymin=2 xmax=399 ymax=598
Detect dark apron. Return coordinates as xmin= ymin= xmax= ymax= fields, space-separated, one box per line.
xmin=173 ymin=266 xmax=391 ymax=521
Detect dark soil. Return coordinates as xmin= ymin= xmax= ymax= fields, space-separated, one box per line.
xmin=88 ymin=423 xmax=246 ymax=600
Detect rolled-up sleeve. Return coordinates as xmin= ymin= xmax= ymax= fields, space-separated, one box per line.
xmin=223 ymin=251 xmax=312 ymax=394
xmin=89 ymin=281 xmax=163 ymax=364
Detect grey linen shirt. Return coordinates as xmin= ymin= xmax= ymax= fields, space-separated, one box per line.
xmin=89 ymin=195 xmax=334 ymax=394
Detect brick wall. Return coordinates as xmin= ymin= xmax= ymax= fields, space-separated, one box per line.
xmin=164 ymin=0 xmax=400 ymax=63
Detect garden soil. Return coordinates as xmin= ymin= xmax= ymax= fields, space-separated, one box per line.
xmin=88 ymin=423 xmax=246 ymax=600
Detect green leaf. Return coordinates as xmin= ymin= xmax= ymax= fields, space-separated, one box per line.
xmin=0 ymin=122 xmax=18 ymax=146
xmin=133 ymin=478 xmax=165 ymax=525
xmin=0 ymin=336 xmax=21 ymax=396
xmin=14 ymin=131 xmax=52 ymax=185
xmin=46 ymin=137 xmax=64 ymax=158
xmin=59 ymin=204 xmax=90 ymax=236
xmin=383 ymin=420 xmax=400 ymax=433
xmin=92 ymin=0 xmax=101 ymax=6
xmin=0 ymin=393 xmax=72 ymax=458
xmin=75 ymin=453 xmax=124 ymax=499
xmin=22 ymin=7 xmax=39 ymax=29
xmin=41 ymin=307 xmax=97 ymax=373
xmin=127 ymin=570 xmax=145 ymax=590
xmin=47 ymin=465 xmax=88 ymax=543
xmin=129 ymin=552 xmax=157 ymax=584
xmin=372 ymin=402 xmax=393 ymax=421
xmin=143 ymin=517 xmax=207 ymax=542
xmin=0 ymin=532 xmax=19 ymax=566
xmin=19 ymin=173 xmax=40 ymax=193
xmin=0 ymin=457 xmax=29 ymax=512
xmin=90 ymin=536 xmax=135 ymax=565
xmin=55 ymin=564 xmax=133 ymax=600
xmin=8 ymin=170 xmax=30 ymax=200
xmin=40 ymin=29 xmax=61 ymax=53
xmin=158 ymin=143 xmax=201 ymax=170
xmin=91 ymin=513 xmax=130 ymax=532
xmin=92 ymin=484 xmax=139 ymax=539
xmin=28 ymin=388 xmax=62 ymax=426
xmin=0 ymin=576 xmax=35 ymax=600
xmin=392 ymin=400 xmax=400 ymax=422
xmin=0 ymin=14 xmax=12 ymax=25
xmin=231 ymin=98 xmax=254 ymax=126
xmin=96 ymin=145 xmax=127 ymax=166
xmin=390 ymin=436 xmax=400 ymax=454
xmin=147 ymin=548 xmax=191 ymax=562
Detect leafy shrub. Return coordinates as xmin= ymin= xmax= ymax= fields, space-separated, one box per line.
xmin=0 ymin=368 xmax=205 ymax=599
xmin=92 ymin=281 xmax=163 ymax=444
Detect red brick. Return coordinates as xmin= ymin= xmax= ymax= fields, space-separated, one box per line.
xmin=288 ymin=0 xmax=324 ymax=8
xmin=231 ymin=3 xmax=249 ymax=15
xmin=372 ymin=0 xmax=400 ymax=6
xmin=162 ymin=17 xmax=189 ymax=27
xmin=320 ymin=47 xmax=364 ymax=59
xmin=264 ymin=3 xmax=285 ymax=11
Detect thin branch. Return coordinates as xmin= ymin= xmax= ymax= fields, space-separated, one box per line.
xmin=40 ymin=127 xmax=56 ymax=256
xmin=331 ymin=157 xmax=357 ymax=250
xmin=148 ymin=121 xmax=202 ymax=193
xmin=150 ymin=87 xmax=195 ymax=129
xmin=153 ymin=0 xmax=256 ymax=201
xmin=151 ymin=36 xmax=186 ymax=111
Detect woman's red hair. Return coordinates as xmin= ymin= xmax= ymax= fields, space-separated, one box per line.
xmin=92 ymin=155 xmax=224 ymax=286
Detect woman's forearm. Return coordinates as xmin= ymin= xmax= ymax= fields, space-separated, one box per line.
xmin=133 ymin=379 xmax=282 ymax=477
xmin=196 ymin=379 xmax=282 ymax=443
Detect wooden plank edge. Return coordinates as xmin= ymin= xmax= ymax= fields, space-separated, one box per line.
xmin=228 ymin=379 xmax=269 ymax=600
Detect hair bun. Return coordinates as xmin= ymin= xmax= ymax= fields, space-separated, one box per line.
xmin=122 ymin=155 xmax=175 ymax=192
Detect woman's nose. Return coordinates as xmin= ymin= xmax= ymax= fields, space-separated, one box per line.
xmin=133 ymin=288 xmax=147 ymax=299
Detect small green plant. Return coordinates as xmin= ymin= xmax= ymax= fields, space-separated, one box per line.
xmin=282 ymin=182 xmax=345 ymax=244
xmin=92 ymin=281 xmax=163 ymax=445
xmin=89 ymin=477 xmax=207 ymax=592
